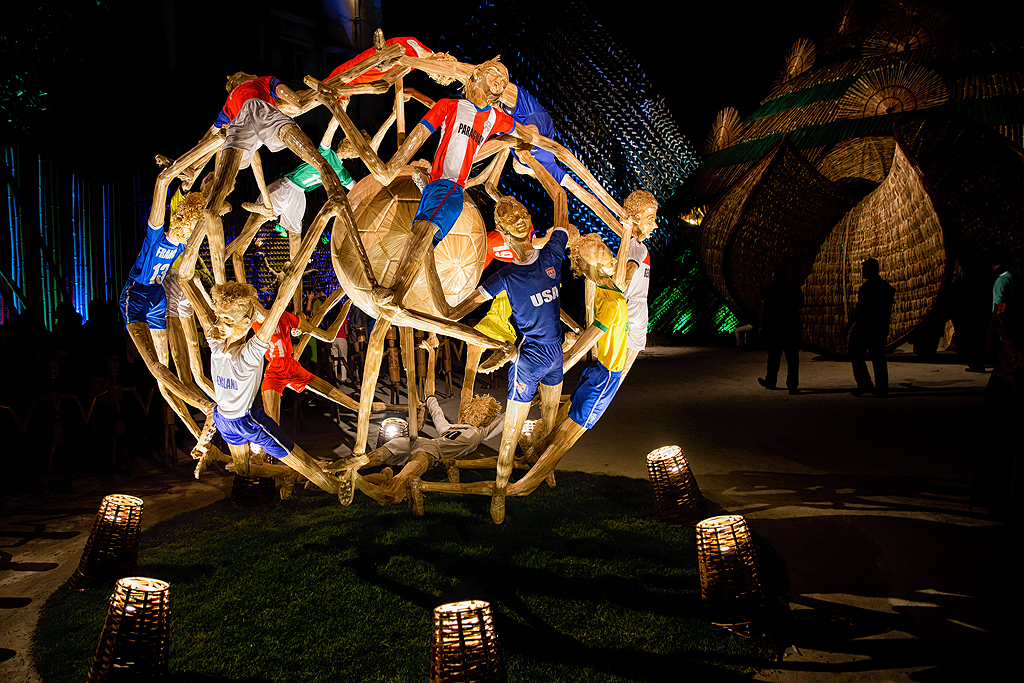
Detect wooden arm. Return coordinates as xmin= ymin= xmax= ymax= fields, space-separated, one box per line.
xmin=563 ymin=324 xmax=605 ymax=374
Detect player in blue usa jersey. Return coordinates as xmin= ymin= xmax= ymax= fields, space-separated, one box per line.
xmin=119 ymin=180 xmax=219 ymax=454
xmin=426 ymin=196 xmax=577 ymax=523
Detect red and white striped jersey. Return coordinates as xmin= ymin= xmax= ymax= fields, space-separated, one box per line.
xmin=420 ymin=99 xmax=515 ymax=187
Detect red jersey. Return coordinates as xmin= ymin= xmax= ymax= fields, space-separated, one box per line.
xmin=328 ymin=37 xmax=433 ymax=84
xmin=252 ymin=310 xmax=301 ymax=362
xmin=216 ymin=76 xmax=282 ymax=128
xmin=420 ymin=99 xmax=516 ymax=187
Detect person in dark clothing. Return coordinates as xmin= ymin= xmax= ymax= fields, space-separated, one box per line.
xmin=757 ymin=265 xmax=804 ymax=394
xmin=848 ymin=258 xmax=896 ymax=397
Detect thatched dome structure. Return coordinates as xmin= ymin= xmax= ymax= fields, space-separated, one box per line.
xmin=688 ymin=0 xmax=1024 ymax=354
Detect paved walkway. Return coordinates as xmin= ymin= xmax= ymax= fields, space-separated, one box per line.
xmin=1 ymin=345 xmax=1013 ymax=682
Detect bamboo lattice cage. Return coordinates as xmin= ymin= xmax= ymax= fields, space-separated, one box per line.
xmin=695 ymin=515 xmax=764 ymax=627
xmin=430 ymin=600 xmax=504 ymax=683
xmin=70 ymin=495 xmax=144 ymax=591
xmin=87 ymin=577 xmax=171 ymax=682
xmin=646 ymin=446 xmax=707 ymax=526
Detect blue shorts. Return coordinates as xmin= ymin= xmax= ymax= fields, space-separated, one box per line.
xmin=415 ymin=179 xmax=464 ymax=247
xmin=120 ymin=280 xmax=168 ymax=330
xmin=568 ymin=362 xmax=623 ymax=429
xmin=213 ymin=404 xmax=295 ymax=460
xmin=508 ymin=340 xmax=563 ymax=402
xmin=512 ymin=113 xmax=566 ymax=185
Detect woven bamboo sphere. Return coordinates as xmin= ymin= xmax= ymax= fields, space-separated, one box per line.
xmin=332 ymin=168 xmax=487 ymax=319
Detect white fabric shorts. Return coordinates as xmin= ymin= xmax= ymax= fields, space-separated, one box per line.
xmin=224 ymin=99 xmax=292 ymax=169
xmin=161 ymin=270 xmax=192 ymax=318
xmin=267 ymin=177 xmax=305 ymax=234
xmin=626 ymin=302 xmax=648 ymax=351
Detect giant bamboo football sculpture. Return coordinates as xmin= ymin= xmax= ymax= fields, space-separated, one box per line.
xmin=135 ymin=31 xmax=654 ymax=506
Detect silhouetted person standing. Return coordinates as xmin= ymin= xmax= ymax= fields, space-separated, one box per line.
xmin=848 ymin=258 xmax=896 ymax=397
xmin=757 ymin=265 xmax=803 ymax=394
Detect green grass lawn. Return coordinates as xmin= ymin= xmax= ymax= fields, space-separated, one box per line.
xmin=35 ymin=472 xmax=782 ymax=682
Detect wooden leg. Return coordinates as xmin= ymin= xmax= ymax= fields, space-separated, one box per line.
xmin=491 ymin=400 xmax=531 ymax=524
xmin=460 ymin=345 xmax=483 ymax=421
xmin=280 ymin=444 xmax=339 ymax=494
xmin=399 ymin=326 xmax=420 ymax=436
xmin=354 ymin=322 xmax=389 ymax=455
xmin=262 ymin=389 xmax=283 ymax=424
xmin=226 ymin=211 xmax=272 ymax=284
xmin=508 ymin=418 xmax=587 ymax=497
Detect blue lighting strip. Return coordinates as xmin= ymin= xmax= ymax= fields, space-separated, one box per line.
xmin=4 ymin=148 xmax=25 ymax=317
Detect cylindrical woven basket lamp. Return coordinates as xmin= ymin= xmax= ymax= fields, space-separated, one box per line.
xmin=70 ymin=495 xmax=144 ymax=591
xmin=377 ymin=417 xmax=409 ymax=448
xmin=88 ymin=576 xmax=170 ymax=682
xmin=646 ymin=446 xmax=706 ymax=526
xmin=430 ymin=600 xmax=504 ymax=683
xmin=695 ymin=515 xmax=764 ymax=626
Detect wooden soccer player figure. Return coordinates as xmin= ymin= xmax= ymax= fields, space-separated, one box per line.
xmin=339 ymin=395 xmax=503 ymax=506
xmin=196 ymin=72 xmax=362 ymax=285
xmin=251 ymin=299 xmax=386 ymax=424
xmin=119 ymin=186 xmax=220 ymax=454
xmin=618 ymin=190 xmax=659 ymax=376
xmin=511 ymin=233 xmax=630 ymax=498
xmin=426 ymin=196 xmax=576 ymax=523
xmin=180 ymin=195 xmax=356 ymax=501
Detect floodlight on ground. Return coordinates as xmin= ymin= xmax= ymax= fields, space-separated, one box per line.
xmin=377 ymin=417 xmax=409 ymax=448
xmin=695 ymin=515 xmax=764 ymax=627
xmin=88 ymin=576 xmax=170 ymax=682
xmin=70 ymin=494 xmax=144 ymax=591
xmin=646 ymin=445 xmax=706 ymax=526
xmin=430 ymin=599 xmax=504 ymax=682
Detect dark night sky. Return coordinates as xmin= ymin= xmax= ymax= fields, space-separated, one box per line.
xmin=8 ymin=0 xmax=1018 ymax=183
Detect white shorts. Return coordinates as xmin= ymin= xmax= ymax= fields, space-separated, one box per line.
xmin=626 ymin=306 xmax=648 ymax=351
xmin=268 ymin=177 xmax=305 ymax=234
xmin=224 ymin=99 xmax=292 ymax=169
xmin=161 ymin=270 xmax=192 ymax=318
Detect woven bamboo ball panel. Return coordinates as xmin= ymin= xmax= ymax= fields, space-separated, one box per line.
xmin=695 ymin=516 xmax=764 ymax=627
xmin=331 ymin=169 xmax=486 ymax=320
xmin=70 ymin=495 xmax=144 ymax=591
xmin=88 ymin=577 xmax=170 ymax=682
xmin=815 ymin=136 xmax=896 ymax=184
xmin=430 ymin=600 xmax=505 ymax=683
xmin=230 ymin=475 xmax=277 ymax=507
xmin=895 ymin=114 xmax=1024 ymax=274
xmin=646 ymin=446 xmax=706 ymax=526
xmin=802 ymin=141 xmax=947 ymax=354
xmin=725 ymin=141 xmax=859 ymax=315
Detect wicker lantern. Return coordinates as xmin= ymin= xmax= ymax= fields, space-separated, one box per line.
xmin=70 ymin=495 xmax=144 ymax=591
xmin=376 ymin=417 xmax=409 ymax=448
xmin=430 ymin=600 xmax=504 ymax=683
xmin=646 ymin=446 xmax=706 ymax=526
xmin=88 ymin=576 xmax=171 ymax=682
xmin=695 ymin=515 xmax=764 ymax=627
